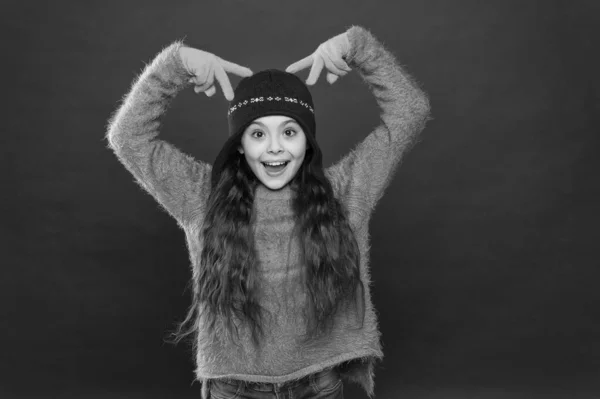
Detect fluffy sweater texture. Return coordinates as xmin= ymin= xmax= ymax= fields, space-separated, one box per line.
xmin=106 ymin=26 xmax=431 ymax=399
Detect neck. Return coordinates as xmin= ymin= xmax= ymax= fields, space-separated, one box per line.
xmin=255 ymin=182 xmax=294 ymax=200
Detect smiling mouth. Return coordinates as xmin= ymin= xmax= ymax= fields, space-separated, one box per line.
xmin=262 ymin=161 xmax=289 ymax=174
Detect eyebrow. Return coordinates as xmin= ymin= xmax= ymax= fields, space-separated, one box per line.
xmin=249 ymin=118 xmax=297 ymax=128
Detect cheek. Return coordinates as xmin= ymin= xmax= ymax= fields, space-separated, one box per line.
xmin=241 ymin=143 xmax=262 ymax=162
xmin=291 ymin=140 xmax=308 ymax=158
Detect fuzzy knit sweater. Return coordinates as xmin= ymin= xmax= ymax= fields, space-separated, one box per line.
xmin=106 ymin=26 xmax=430 ymax=399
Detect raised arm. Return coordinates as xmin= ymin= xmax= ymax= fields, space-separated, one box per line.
xmin=105 ymin=42 xmax=252 ymax=227
xmin=105 ymin=41 xmax=208 ymax=227
xmin=324 ymin=26 xmax=431 ymax=222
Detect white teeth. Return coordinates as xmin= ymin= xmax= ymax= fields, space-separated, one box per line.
xmin=264 ymin=162 xmax=287 ymax=166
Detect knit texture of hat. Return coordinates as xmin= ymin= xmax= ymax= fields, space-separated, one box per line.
xmin=227 ymin=69 xmax=316 ymax=140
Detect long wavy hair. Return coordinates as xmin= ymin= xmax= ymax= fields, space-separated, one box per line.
xmin=166 ymin=131 xmax=366 ymax=348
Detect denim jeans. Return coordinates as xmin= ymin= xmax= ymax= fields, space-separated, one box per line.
xmin=208 ymin=366 xmax=344 ymax=399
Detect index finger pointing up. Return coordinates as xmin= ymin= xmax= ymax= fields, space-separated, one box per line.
xmin=220 ymin=58 xmax=253 ymax=78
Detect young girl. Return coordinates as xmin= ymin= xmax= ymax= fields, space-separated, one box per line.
xmin=106 ymin=25 xmax=430 ymax=399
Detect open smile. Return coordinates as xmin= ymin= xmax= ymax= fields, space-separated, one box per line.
xmin=262 ymin=161 xmax=289 ymax=176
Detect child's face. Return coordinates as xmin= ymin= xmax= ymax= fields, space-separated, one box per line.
xmin=238 ymin=115 xmax=307 ymax=190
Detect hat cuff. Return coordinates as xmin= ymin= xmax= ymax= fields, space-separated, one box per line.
xmin=228 ymin=101 xmax=316 ymax=139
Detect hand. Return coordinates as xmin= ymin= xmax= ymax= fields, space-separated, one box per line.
xmin=285 ymin=32 xmax=352 ymax=85
xmin=179 ymin=47 xmax=253 ymax=100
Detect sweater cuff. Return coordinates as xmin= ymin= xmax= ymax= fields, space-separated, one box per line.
xmin=344 ymin=25 xmax=373 ymax=68
xmin=148 ymin=40 xmax=194 ymax=88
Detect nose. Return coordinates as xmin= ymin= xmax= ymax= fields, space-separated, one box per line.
xmin=267 ymin=135 xmax=283 ymax=154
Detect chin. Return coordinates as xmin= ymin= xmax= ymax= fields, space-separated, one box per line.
xmin=260 ymin=179 xmax=289 ymax=190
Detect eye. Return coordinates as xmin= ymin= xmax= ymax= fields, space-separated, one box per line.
xmin=284 ymin=128 xmax=297 ymax=137
xmin=251 ymin=130 xmax=264 ymax=138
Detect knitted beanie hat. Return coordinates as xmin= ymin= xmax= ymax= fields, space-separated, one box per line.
xmin=211 ymin=69 xmax=318 ymax=189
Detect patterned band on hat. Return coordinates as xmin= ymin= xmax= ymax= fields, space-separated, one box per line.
xmin=227 ymin=96 xmax=314 ymax=116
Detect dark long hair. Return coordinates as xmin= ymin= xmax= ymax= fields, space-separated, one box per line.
xmin=165 ymin=135 xmax=366 ymax=348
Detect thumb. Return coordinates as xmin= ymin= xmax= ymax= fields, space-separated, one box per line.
xmin=326 ymin=73 xmax=339 ymax=84
xmin=204 ymin=86 xmax=217 ymax=97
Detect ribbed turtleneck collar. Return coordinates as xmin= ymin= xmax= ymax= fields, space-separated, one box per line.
xmin=254 ymin=183 xmax=294 ymax=200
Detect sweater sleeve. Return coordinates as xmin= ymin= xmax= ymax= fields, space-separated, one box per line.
xmin=325 ymin=26 xmax=431 ymax=224
xmin=105 ymin=41 xmax=212 ymax=228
